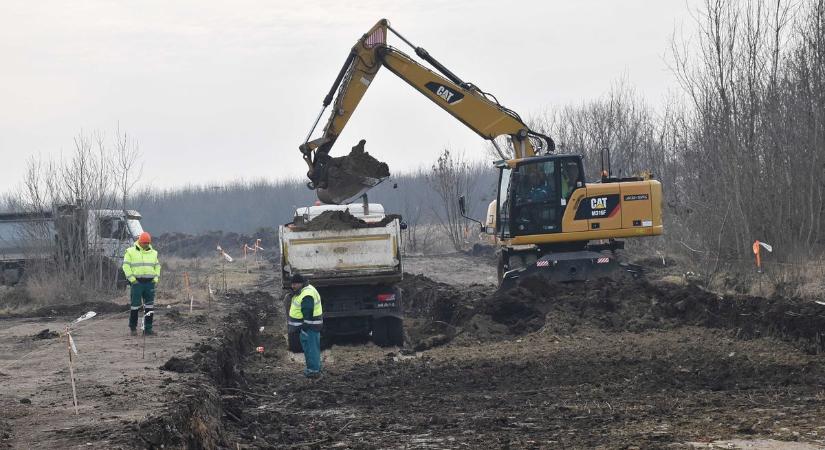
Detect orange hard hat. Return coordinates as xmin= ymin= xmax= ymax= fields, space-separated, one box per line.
xmin=138 ymin=232 xmax=152 ymax=244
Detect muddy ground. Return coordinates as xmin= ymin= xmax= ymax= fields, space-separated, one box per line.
xmin=3 ymin=254 xmax=825 ymax=449
xmin=214 ymin=257 xmax=825 ymax=449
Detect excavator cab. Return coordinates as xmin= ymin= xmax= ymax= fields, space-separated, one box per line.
xmin=497 ymin=155 xmax=585 ymax=239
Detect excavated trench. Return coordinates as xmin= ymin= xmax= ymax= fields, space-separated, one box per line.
xmin=137 ymin=291 xmax=274 ymax=449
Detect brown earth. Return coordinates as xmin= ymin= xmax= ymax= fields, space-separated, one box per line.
xmin=324 ymin=139 xmax=389 ymax=186
xmin=297 ymin=210 xmax=402 ymax=232
xmin=218 ymin=258 xmax=825 ymax=449
xmin=154 ymin=229 xmax=278 ymax=259
xmin=4 ymin=255 xmax=825 ymax=449
xmin=316 ymin=139 xmax=391 ymax=204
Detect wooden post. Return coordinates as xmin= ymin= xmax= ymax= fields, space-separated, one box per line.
xmin=65 ymin=326 xmax=79 ymax=415
xmin=184 ymin=272 xmax=193 ymax=313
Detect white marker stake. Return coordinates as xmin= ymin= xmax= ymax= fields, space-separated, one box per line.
xmin=142 ymin=310 xmax=154 ymax=359
xmin=65 ymin=326 xmax=79 ymax=415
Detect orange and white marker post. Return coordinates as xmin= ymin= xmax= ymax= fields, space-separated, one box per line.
xmin=753 ymin=241 xmax=762 ymax=272
xmin=752 ymin=240 xmax=773 ymax=273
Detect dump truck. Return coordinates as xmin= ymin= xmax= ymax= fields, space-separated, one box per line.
xmin=279 ymin=202 xmax=404 ymax=351
xmin=0 ymin=202 xmax=144 ymax=286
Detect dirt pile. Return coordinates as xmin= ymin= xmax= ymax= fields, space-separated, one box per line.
xmin=154 ymin=228 xmax=278 ymax=259
xmin=318 ymin=139 xmax=390 ymax=204
xmin=398 ymin=272 xmax=825 ymax=353
xmin=329 ymin=139 xmax=389 ymax=179
xmin=31 ymin=329 xmax=59 ymax=340
xmin=296 ymin=209 xmax=402 ymax=232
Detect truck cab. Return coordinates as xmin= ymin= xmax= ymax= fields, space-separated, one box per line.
xmin=0 ymin=206 xmax=144 ymax=286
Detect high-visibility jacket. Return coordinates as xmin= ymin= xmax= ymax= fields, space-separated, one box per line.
xmin=288 ymin=284 xmax=323 ymax=332
xmin=122 ymin=243 xmax=161 ymax=284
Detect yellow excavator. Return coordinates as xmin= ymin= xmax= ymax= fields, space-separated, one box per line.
xmin=298 ymin=19 xmax=663 ymax=286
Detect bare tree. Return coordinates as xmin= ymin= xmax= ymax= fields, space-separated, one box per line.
xmin=426 ymin=148 xmax=479 ymax=252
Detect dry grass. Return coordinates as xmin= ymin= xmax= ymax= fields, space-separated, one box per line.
xmin=0 ymin=269 xmax=108 ymax=316
xmin=157 ymin=255 xmax=265 ymax=307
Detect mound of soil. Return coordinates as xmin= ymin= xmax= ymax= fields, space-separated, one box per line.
xmin=323 ymin=139 xmax=389 ymax=196
xmin=297 ymin=210 xmax=402 ymax=232
xmin=22 ymin=301 xmax=124 ymax=319
xmin=398 ymin=272 xmax=825 ymax=353
xmin=31 ymin=329 xmax=59 ymax=340
xmin=154 ymin=229 xmax=278 ymax=259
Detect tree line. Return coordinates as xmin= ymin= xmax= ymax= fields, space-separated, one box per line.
xmin=5 ymin=0 xmax=824 ymax=265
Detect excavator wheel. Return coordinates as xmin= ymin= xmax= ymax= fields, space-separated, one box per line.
xmin=499 ymin=251 xmax=642 ymax=291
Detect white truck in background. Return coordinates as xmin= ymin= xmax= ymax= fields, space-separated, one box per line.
xmin=279 ymin=203 xmax=404 ymax=350
xmin=0 ymin=202 xmax=144 ymax=286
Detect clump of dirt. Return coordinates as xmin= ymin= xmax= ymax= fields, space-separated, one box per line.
xmin=31 ymin=329 xmax=59 ymax=340
xmin=296 ymin=209 xmax=402 ymax=232
xmin=161 ymin=356 xmax=197 ymax=373
xmin=323 ymin=139 xmax=389 ymax=195
xmin=301 ymin=210 xmax=367 ymax=231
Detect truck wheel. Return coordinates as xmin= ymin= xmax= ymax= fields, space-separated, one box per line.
xmin=372 ymin=318 xmax=389 ymax=347
xmin=386 ymin=317 xmax=404 ymax=347
xmin=287 ymin=332 xmax=303 ymax=353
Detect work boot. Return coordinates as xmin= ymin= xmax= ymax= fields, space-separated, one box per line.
xmin=144 ymin=329 xmax=154 ymax=336
xmin=130 ymin=329 xmax=137 ymax=336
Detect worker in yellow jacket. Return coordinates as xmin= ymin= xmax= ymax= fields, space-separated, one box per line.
xmin=122 ymin=232 xmax=161 ymax=336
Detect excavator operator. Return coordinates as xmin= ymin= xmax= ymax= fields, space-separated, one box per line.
xmin=561 ymin=162 xmax=581 ymax=199
xmin=514 ymin=164 xmax=556 ymax=234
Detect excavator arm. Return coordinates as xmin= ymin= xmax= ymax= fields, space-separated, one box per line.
xmin=300 ymin=19 xmax=554 ymax=203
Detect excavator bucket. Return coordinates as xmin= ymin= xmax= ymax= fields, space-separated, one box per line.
xmin=313 ymin=140 xmax=390 ymax=205
xmin=317 ymin=176 xmax=384 ymax=204
xmin=499 ymin=251 xmax=643 ymax=291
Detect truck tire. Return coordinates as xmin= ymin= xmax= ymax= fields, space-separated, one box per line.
xmin=287 ymin=332 xmax=303 ymax=353
xmin=386 ymin=317 xmax=404 ymax=347
xmin=373 ymin=317 xmax=403 ymax=347
xmin=372 ymin=318 xmax=389 ymax=347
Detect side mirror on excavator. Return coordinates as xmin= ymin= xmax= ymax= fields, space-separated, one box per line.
xmin=458 ymin=195 xmax=484 ymax=231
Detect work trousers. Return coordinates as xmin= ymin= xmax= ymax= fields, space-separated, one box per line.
xmin=299 ymin=328 xmax=322 ymax=376
xmin=129 ymin=280 xmax=155 ymax=332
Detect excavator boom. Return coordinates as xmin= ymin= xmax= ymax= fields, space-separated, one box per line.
xmin=300 ymin=19 xmax=553 ymax=204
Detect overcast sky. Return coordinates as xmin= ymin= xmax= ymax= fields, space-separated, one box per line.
xmin=0 ymin=0 xmax=693 ymax=195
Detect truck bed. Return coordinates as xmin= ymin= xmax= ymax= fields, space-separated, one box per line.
xmin=279 ymin=220 xmax=402 ymax=287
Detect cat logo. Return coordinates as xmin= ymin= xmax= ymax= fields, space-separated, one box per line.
xmin=591 ymin=197 xmax=608 ymax=210
xmin=424 ymin=82 xmax=465 ymax=105
xmin=436 ymin=86 xmax=455 ymax=102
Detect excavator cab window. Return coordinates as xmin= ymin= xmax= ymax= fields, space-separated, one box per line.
xmin=500 ymin=155 xmax=585 ymax=237
xmin=509 ymin=160 xmax=560 ymax=236
xmin=496 ymin=166 xmax=512 ymax=237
